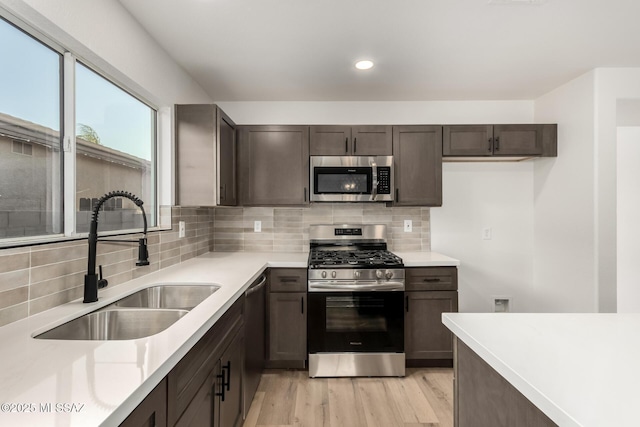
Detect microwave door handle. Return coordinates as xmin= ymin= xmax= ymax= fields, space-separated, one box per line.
xmin=371 ymin=163 xmax=378 ymax=201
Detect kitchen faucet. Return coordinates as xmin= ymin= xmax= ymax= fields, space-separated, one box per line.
xmin=84 ymin=191 xmax=150 ymax=303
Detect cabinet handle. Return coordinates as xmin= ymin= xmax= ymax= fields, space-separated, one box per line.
xmin=423 ymin=278 xmax=441 ymax=282
xmin=223 ymin=361 xmax=231 ymax=391
xmin=280 ymin=277 xmax=299 ymax=283
xmin=488 ymin=138 xmax=492 ymax=151
xmin=495 ymin=136 xmax=500 ymax=151
xmin=301 ymin=296 xmax=304 ymax=314
xmin=216 ymin=372 xmax=226 ymax=402
xmin=345 ymin=137 xmax=348 ymax=153
xmin=405 ymin=295 xmax=409 ymax=312
xmin=395 ymin=188 xmax=399 ymax=202
xmin=353 ymin=137 xmax=357 ymax=153
xmin=304 ymin=188 xmax=307 ymax=202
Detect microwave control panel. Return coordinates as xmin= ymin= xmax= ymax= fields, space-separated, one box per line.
xmin=376 ymin=167 xmax=391 ymax=194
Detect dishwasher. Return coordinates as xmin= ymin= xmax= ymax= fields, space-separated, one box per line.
xmin=243 ymin=273 xmax=267 ymax=418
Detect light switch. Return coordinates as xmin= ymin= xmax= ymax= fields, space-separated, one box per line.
xmin=482 ymin=227 xmax=492 ymax=240
xmin=254 ymin=221 xmax=262 ymax=233
xmin=179 ymin=221 xmax=186 ymax=238
xmin=404 ymin=220 xmax=412 ymax=232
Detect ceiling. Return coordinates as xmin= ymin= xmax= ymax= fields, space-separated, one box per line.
xmin=118 ymin=0 xmax=640 ymax=102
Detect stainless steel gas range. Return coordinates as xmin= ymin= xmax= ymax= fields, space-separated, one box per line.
xmin=307 ymin=224 xmax=405 ymax=378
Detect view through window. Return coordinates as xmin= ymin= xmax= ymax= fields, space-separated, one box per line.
xmin=0 ymin=16 xmax=157 ymax=241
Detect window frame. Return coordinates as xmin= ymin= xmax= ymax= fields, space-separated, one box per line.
xmin=0 ymin=9 xmax=166 ymax=249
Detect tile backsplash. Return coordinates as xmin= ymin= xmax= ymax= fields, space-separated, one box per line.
xmin=0 ymin=207 xmax=213 ymax=327
xmin=213 ymin=203 xmax=431 ymax=253
xmin=0 ymin=203 xmax=431 ymax=327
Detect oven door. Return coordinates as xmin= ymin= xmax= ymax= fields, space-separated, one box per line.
xmin=308 ymin=291 xmax=404 ymax=353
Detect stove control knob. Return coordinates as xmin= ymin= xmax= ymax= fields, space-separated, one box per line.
xmin=321 ymin=271 xmax=327 ymax=279
xmin=376 ymin=270 xmax=384 ymax=279
xmin=385 ymin=270 xmax=394 ymax=280
xmin=331 ymin=271 xmax=337 ymax=279
xmin=354 ymin=271 xmax=361 ymax=279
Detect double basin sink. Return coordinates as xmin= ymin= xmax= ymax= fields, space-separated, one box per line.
xmin=35 ymin=284 xmax=220 ymax=341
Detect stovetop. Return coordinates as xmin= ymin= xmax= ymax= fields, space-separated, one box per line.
xmin=308 ymin=248 xmax=403 ymax=269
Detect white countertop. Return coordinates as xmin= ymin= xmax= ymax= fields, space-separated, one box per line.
xmin=0 ymin=250 xmax=457 ymax=426
xmin=442 ymin=313 xmax=640 ymax=427
xmin=395 ymin=251 xmax=460 ymax=267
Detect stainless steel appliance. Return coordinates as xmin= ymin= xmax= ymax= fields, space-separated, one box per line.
xmin=310 ymin=156 xmax=394 ymax=202
xmin=307 ymin=224 xmax=405 ymax=377
xmin=243 ymin=274 xmax=266 ymax=418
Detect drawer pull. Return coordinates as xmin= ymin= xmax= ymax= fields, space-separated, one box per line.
xmin=423 ymin=278 xmax=441 ymax=282
xmin=280 ymin=278 xmax=299 ymax=283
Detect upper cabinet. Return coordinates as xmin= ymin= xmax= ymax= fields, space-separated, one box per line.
xmin=175 ymin=104 xmax=237 ymax=206
xmin=310 ymin=125 xmax=392 ymax=156
xmin=393 ymin=126 xmax=442 ymax=207
xmin=237 ymin=125 xmax=310 ymax=206
xmin=442 ymin=124 xmax=557 ymax=158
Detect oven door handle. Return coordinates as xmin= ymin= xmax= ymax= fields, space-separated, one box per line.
xmin=308 ymin=282 xmax=404 ymax=292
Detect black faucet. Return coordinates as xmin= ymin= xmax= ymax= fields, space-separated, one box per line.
xmin=83 ymin=191 xmax=150 ymax=303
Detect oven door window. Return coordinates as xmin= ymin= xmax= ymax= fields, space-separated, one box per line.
xmin=326 ymin=295 xmax=387 ymax=332
xmin=308 ymin=291 xmax=404 ymax=353
xmin=314 ymin=167 xmax=372 ymax=194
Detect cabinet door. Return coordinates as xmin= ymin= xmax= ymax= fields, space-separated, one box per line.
xmin=493 ymin=124 xmax=543 ymax=156
xmin=219 ymin=329 xmax=245 ymax=427
xmin=174 ymin=366 xmax=217 ymax=427
xmin=352 ymin=125 xmax=392 ymax=155
xmin=217 ymin=107 xmax=237 ymax=206
xmin=269 ymin=268 xmax=307 ymax=292
xmin=393 ymin=125 xmax=442 ymax=206
xmin=310 ymin=125 xmax=351 ymax=155
xmin=268 ymin=292 xmax=307 ymax=365
xmin=175 ymin=105 xmax=216 ymax=206
xmin=120 ymin=379 xmax=167 ymax=427
xmin=405 ymin=291 xmax=458 ymax=360
xmin=443 ymin=125 xmax=493 ymax=157
xmin=238 ymin=126 xmax=310 ymax=206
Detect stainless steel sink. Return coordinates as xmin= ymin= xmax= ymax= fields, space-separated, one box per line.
xmin=112 ymin=284 xmax=220 ymax=310
xmin=35 ymin=308 xmax=189 ymax=340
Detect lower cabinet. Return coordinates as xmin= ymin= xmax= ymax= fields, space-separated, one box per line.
xmin=120 ymin=378 xmax=168 ymax=427
xmin=167 ymin=296 xmax=245 ymax=427
xmin=267 ymin=268 xmax=307 ymax=368
xmin=405 ymin=267 xmax=459 ymax=364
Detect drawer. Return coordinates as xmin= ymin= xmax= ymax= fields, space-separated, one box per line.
xmin=269 ymin=268 xmax=307 ymax=292
xmin=406 ymin=267 xmax=458 ymax=291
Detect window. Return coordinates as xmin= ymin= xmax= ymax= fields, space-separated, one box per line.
xmin=0 ymin=15 xmax=158 ymax=243
xmin=75 ymin=63 xmax=156 ymax=233
xmin=0 ymin=17 xmax=62 ymax=239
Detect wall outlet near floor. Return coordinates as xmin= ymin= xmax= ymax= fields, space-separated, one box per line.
xmin=482 ymin=227 xmax=492 ymax=240
xmin=404 ymin=219 xmax=412 ymax=232
xmin=254 ymin=220 xmax=262 ymax=233
xmin=178 ymin=221 xmax=186 ymax=238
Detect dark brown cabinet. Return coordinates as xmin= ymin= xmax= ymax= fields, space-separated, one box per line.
xmin=120 ymin=379 xmax=167 ymax=427
xmin=405 ymin=267 xmax=458 ymax=363
xmin=443 ymin=124 xmax=557 ymax=158
xmin=393 ymin=125 xmax=442 ymax=206
xmin=267 ymin=268 xmax=307 ymax=368
xmin=168 ymin=296 xmax=244 ymax=427
xmin=175 ymin=104 xmax=237 ymax=206
xmin=310 ymin=125 xmax=392 ymax=156
xmin=238 ymin=125 xmax=310 ymax=206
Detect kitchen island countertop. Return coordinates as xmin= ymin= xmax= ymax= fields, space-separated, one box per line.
xmin=443 ymin=312 xmax=640 ymax=427
xmin=0 ymin=250 xmax=458 ymax=426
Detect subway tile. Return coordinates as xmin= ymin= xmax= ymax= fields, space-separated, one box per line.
xmin=0 ymin=269 xmax=30 ymax=293
xmin=0 ymin=251 xmax=30 ymax=274
xmin=30 ymin=258 xmax=86 ymax=284
xmin=0 ymin=302 xmax=28 ymax=327
xmin=30 ymin=272 xmax=84 ymax=299
xmin=30 ymin=286 xmax=83 ymax=316
xmin=0 ymin=286 xmax=29 ymax=310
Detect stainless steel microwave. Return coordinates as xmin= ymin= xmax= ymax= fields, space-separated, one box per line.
xmin=310 ymin=156 xmax=394 ymax=202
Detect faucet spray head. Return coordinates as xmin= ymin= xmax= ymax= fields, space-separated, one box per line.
xmin=136 ymin=238 xmax=150 ymax=266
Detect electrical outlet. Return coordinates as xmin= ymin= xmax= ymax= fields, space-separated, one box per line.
xmin=482 ymin=227 xmax=492 ymax=240
xmin=178 ymin=221 xmax=186 ymax=238
xmin=404 ymin=219 xmax=412 ymax=232
xmin=254 ymin=220 xmax=262 ymax=233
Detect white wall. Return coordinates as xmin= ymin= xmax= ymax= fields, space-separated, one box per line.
xmin=0 ymin=0 xmax=213 ymax=208
xmin=533 ymin=70 xmax=597 ymax=312
xmin=617 ymin=126 xmax=640 ymax=313
xmin=219 ymin=100 xmax=538 ymax=313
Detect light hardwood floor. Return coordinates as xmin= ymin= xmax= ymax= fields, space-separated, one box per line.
xmin=243 ymin=368 xmax=454 ymax=427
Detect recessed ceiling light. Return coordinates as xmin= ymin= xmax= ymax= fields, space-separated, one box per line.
xmin=355 ymin=60 xmax=374 ymax=70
